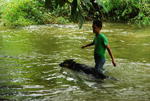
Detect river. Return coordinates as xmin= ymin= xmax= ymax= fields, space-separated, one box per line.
xmin=0 ymin=23 xmax=150 ymax=101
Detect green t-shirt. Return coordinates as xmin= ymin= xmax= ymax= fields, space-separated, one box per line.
xmin=93 ymin=33 xmax=109 ymax=58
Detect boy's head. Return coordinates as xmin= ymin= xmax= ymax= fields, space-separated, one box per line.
xmin=92 ymin=20 xmax=102 ymax=34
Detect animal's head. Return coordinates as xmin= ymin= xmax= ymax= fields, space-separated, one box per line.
xmin=59 ymin=59 xmax=75 ymax=68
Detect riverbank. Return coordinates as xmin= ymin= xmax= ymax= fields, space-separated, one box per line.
xmin=0 ymin=0 xmax=149 ymax=28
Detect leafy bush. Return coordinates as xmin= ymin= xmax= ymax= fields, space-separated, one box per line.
xmin=1 ymin=0 xmax=48 ymax=26
xmin=0 ymin=0 xmax=70 ymax=26
xmin=0 ymin=0 xmax=149 ymax=27
xmin=43 ymin=12 xmax=70 ymax=24
xmin=130 ymin=2 xmax=150 ymax=25
xmin=49 ymin=5 xmax=70 ymax=24
xmin=101 ymin=0 xmax=150 ymax=25
xmin=0 ymin=0 xmax=5 ymax=18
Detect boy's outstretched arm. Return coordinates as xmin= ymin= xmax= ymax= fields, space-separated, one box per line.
xmin=106 ymin=45 xmax=116 ymax=67
xmin=81 ymin=42 xmax=94 ymax=49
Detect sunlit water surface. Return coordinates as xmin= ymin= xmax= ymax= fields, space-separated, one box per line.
xmin=0 ymin=23 xmax=150 ymax=101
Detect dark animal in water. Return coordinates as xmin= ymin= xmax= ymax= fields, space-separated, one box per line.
xmin=59 ymin=59 xmax=108 ymax=79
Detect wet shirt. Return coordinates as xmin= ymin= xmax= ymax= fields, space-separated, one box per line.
xmin=93 ymin=33 xmax=108 ymax=58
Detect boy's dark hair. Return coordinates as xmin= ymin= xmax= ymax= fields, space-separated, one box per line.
xmin=93 ymin=20 xmax=102 ymax=28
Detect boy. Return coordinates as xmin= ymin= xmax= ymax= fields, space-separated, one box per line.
xmin=81 ymin=20 xmax=116 ymax=74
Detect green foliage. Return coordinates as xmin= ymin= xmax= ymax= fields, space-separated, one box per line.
xmin=51 ymin=4 xmax=70 ymax=17
xmin=0 ymin=0 xmax=70 ymax=26
xmin=44 ymin=13 xmax=70 ymax=24
xmin=130 ymin=2 xmax=150 ymax=25
xmin=45 ymin=0 xmax=102 ymax=28
xmin=70 ymin=0 xmax=107 ymax=28
xmin=0 ymin=0 xmax=149 ymax=27
xmin=71 ymin=0 xmax=85 ymax=28
xmin=0 ymin=0 xmax=5 ymax=18
xmin=45 ymin=3 xmax=70 ymax=24
xmin=1 ymin=0 xmax=48 ymax=26
xmin=101 ymin=0 xmax=150 ymax=25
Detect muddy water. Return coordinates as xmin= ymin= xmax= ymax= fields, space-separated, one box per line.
xmin=0 ymin=23 xmax=149 ymax=101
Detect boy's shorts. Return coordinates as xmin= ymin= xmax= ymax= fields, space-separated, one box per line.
xmin=94 ymin=54 xmax=105 ymax=74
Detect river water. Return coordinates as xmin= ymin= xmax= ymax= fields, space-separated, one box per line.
xmin=0 ymin=23 xmax=149 ymax=101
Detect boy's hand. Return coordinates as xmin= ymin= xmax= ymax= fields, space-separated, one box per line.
xmin=112 ymin=60 xmax=116 ymax=67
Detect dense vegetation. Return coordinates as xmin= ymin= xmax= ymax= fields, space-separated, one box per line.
xmin=102 ymin=0 xmax=150 ymax=25
xmin=0 ymin=0 xmax=149 ymax=27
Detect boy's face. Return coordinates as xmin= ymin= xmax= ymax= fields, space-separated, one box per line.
xmin=92 ymin=24 xmax=101 ymax=34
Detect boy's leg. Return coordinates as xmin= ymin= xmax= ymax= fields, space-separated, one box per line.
xmin=94 ymin=54 xmax=105 ymax=74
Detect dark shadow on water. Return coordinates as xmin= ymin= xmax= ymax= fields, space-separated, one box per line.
xmin=59 ymin=59 xmax=118 ymax=81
